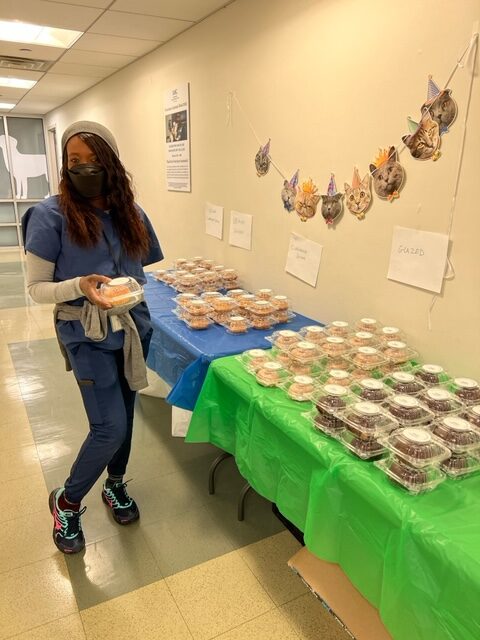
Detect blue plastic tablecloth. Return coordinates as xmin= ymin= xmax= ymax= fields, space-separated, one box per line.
xmin=143 ymin=275 xmax=318 ymax=410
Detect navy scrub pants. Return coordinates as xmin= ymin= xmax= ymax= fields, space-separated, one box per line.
xmin=63 ymin=331 xmax=151 ymax=504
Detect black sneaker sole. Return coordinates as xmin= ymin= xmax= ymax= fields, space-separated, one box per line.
xmin=49 ymin=489 xmax=85 ymax=555
xmin=102 ymin=491 xmax=140 ymax=525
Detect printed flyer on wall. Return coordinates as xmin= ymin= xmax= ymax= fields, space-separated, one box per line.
xmin=165 ymin=83 xmax=191 ymax=192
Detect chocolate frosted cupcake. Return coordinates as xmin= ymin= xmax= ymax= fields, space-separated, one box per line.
xmin=421 ymin=388 xmax=462 ymax=415
xmin=388 ymin=372 xmax=425 ymax=395
xmin=381 ymin=426 xmax=451 ymax=467
xmin=452 ymin=378 xmax=480 ymax=405
xmin=315 ymin=384 xmax=348 ymax=413
xmin=356 ymin=378 xmax=390 ymax=402
xmin=415 ymin=364 xmax=446 ymax=386
xmin=433 ymin=416 xmax=480 ymax=452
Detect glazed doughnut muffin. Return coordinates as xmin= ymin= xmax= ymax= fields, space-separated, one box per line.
xmin=273 ymin=330 xmax=300 ymax=350
xmin=287 ymin=375 xmax=315 ymax=401
xmin=226 ymin=315 xmax=249 ymax=334
xmin=348 ymin=331 xmax=376 ymax=348
xmin=289 ymin=341 xmax=319 ymax=363
xmin=326 ymin=320 xmax=350 ymax=337
xmin=351 ymin=347 xmax=385 ymax=371
xmin=355 ymin=317 xmax=380 ymax=333
xmin=256 ymin=288 xmax=273 ymax=300
xmin=271 ymin=295 xmax=290 ymax=310
xmin=300 ymin=326 xmax=326 ymax=344
xmin=255 ymin=362 xmax=285 ymax=387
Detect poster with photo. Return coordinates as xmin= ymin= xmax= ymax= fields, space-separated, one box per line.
xmin=165 ymin=83 xmax=191 ymax=192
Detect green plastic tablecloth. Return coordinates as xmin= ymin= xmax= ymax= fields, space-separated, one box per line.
xmin=185 ymin=355 xmax=480 ymax=640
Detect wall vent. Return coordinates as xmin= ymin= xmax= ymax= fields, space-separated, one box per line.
xmin=0 ymin=56 xmax=52 ymax=72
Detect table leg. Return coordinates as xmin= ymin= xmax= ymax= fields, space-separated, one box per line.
xmin=208 ymin=452 xmax=233 ymax=495
xmin=237 ymin=482 xmax=252 ymax=521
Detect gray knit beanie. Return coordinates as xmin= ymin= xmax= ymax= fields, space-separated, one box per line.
xmin=61 ymin=121 xmax=119 ymax=157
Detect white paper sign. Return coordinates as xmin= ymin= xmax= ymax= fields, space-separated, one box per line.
xmin=387 ymin=226 xmax=449 ymax=293
xmin=205 ymin=202 xmax=224 ymax=239
xmin=285 ymin=233 xmax=323 ymax=287
xmin=229 ymin=211 xmax=252 ymax=250
xmin=165 ymin=83 xmax=191 ymax=192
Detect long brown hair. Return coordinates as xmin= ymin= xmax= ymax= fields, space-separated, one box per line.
xmin=59 ymin=133 xmax=150 ymax=259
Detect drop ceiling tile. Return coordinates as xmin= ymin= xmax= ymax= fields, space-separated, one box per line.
xmin=0 ymin=41 xmax=64 ymax=62
xmin=45 ymin=0 xmax=111 ymax=7
xmin=0 ymin=0 xmax=103 ymax=31
xmin=49 ymin=61 xmax=118 ymax=78
xmin=12 ymin=97 xmax=63 ymax=114
xmin=60 ymin=48 xmax=136 ymax=68
xmin=0 ymin=87 xmax=30 ymax=100
xmin=89 ymin=11 xmax=193 ymax=41
xmin=0 ymin=69 xmax=43 ymax=82
xmin=27 ymin=73 xmax=98 ymax=97
xmin=73 ymin=32 xmax=161 ymax=57
xmin=111 ymin=0 xmax=232 ymax=22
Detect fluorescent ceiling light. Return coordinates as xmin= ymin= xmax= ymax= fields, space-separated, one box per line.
xmin=0 ymin=102 xmax=16 ymax=110
xmin=0 ymin=20 xmax=83 ymax=49
xmin=0 ymin=76 xmax=37 ymax=89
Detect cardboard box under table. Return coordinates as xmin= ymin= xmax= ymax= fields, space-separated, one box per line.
xmin=185 ymin=355 xmax=480 ymax=640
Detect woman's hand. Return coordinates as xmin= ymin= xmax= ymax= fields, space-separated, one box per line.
xmin=79 ymin=274 xmax=112 ymax=309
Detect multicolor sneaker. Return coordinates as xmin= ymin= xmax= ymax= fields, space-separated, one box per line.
xmin=102 ymin=480 xmax=139 ymax=525
xmin=48 ymin=488 xmax=86 ymax=554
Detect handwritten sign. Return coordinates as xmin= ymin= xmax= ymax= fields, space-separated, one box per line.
xmin=285 ymin=233 xmax=323 ymax=287
xmin=229 ymin=211 xmax=252 ymax=250
xmin=387 ymin=226 xmax=449 ymax=293
xmin=205 ymin=202 xmax=223 ymax=239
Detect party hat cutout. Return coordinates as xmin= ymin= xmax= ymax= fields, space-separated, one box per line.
xmin=407 ymin=116 xmax=419 ymax=134
xmin=327 ymin=173 xmax=337 ymax=196
xmin=262 ymin=139 xmax=271 ymax=155
xmin=426 ymin=75 xmax=441 ymax=103
xmin=290 ymin=169 xmax=299 ymax=188
xmin=351 ymin=167 xmax=361 ymax=189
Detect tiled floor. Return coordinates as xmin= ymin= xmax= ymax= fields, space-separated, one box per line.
xmin=0 ymin=249 xmax=351 ymax=639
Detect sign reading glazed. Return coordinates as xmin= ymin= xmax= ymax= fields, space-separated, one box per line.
xmin=165 ymin=83 xmax=191 ymax=192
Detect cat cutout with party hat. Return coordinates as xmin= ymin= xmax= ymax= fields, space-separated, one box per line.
xmin=320 ymin=174 xmax=344 ymax=225
xmin=421 ymin=76 xmax=458 ymax=135
xmin=294 ymin=177 xmax=320 ymax=222
xmin=402 ymin=113 xmax=441 ymax=161
xmin=369 ymin=147 xmax=405 ymax=201
xmin=344 ymin=167 xmax=372 ymax=220
xmin=255 ymin=139 xmax=271 ymax=176
xmin=281 ymin=169 xmax=299 ymax=212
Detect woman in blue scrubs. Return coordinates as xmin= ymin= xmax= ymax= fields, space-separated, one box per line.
xmin=23 ymin=121 xmax=163 ymax=554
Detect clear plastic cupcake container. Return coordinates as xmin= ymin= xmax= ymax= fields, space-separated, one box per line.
xmin=383 ymin=395 xmax=434 ymax=425
xmin=100 ymin=277 xmax=144 ymax=311
xmin=191 ymin=267 xmax=207 ymax=276
xmin=379 ymin=427 xmax=451 ymax=467
xmin=200 ymin=259 xmax=215 ymax=270
xmin=341 ymin=402 xmax=399 ymax=439
xmin=250 ymin=300 xmax=275 ymax=316
xmin=191 ymin=256 xmax=203 ymax=265
xmin=182 ymin=314 xmax=213 ymax=330
xmin=237 ymin=294 xmax=257 ymax=311
xmin=222 ymin=315 xmax=252 ymax=335
xmin=210 ymin=296 xmax=237 ymax=313
xmin=172 ymin=293 xmax=199 ymax=308
xmin=213 ymin=264 xmax=225 ymax=273
xmin=312 ymin=384 xmax=354 ymax=414
xmin=256 ymin=288 xmax=273 ymax=300
xmin=162 ymin=272 xmax=176 ymax=285
xmin=288 ymin=341 xmax=321 ymax=363
xmin=282 ymin=375 xmax=316 ymax=402
xmin=440 ymin=453 xmax=480 ymax=478
xmin=186 ymin=300 xmax=212 ymax=316
xmin=325 ymin=320 xmax=350 ymax=337
xmin=255 ymin=361 xmax=289 ymax=387
xmin=322 ymin=336 xmax=351 ymax=358
xmin=228 ymin=288 xmax=247 ymax=299
xmin=209 ymin=310 xmax=234 ymax=325
xmin=200 ymin=271 xmax=220 ymax=289
xmin=348 ymin=347 xmax=387 ymax=371
xmin=273 ymin=310 xmax=296 ymax=325
xmin=378 ymin=326 xmax=406 ymax=344
xmin=462 ymin=405 xmax=480 ymax=428
xmin=347 ymin=331 xmax=378 ymax=348
xmin=183 ymin=261 xmax=197 ymax=272
xmin=382 ymin=341 xmax=418 ymax=365
xmin=173 ymin=258 xmax=188 ymax=269
xmin=237 ymin=348 xmax=272 ymax=372
xmin=350 ymin=378 xmax=392 ymax=403
xmin=271 ymin=295 xmax=290 ymax=310
xmin=355 ymin=317 xmax=382 ymax=333
xmin=419 ymin=388 xmax=464 ymax=416
xmin=383 ymin=372 xmax=426 ymax=396
xmin=340 ymin=430 xmax=386 ymax=460
xmin=266 ymin=330 xmax=301 ymax=350
xmin=413 ymin=364 xmax=450 ymax=386
xmin=201 ymin=291 xmax=223 ymax=301
xmin=449 ymin=378 xmax=480 ymax=405
xmin=221 ymin=268 xmax=238 ymax=282
xmin=250 ymin=315 xmax=276 ymax=330
xmin=287 ymin=360 xmax=324 ymax=377
xmin=432 ymin=416 xmax=480 ymax=453
xmin=321 ymin=369 xmax=353 ymax=387
xmin=302 ymin=408 xmax=346 ymax=437
xmin=299 ymin=325 xmax=326 ymax=344
xmin=375 ymin=456 xmax=446 ymax=494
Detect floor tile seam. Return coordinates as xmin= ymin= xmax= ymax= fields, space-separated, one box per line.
xmin=0 ymin=549 xmax=79 ymax=592
xmin=208 ymin=605 xmax=300 ymax=640
xmin=3 ymin=611 xmax=84 ymax=640
xmin=160 ymin=574 xmax=197 ymax=640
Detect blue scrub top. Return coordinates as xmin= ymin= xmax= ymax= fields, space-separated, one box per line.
xmin=22 ymin=195 xmax=163 ymax=349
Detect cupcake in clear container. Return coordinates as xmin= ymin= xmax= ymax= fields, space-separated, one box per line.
xmin=375 ymin=456 xmax=445 ymax=493
xmin=383 ymin=372 xmax=426 ymax=396
xmin=223 ymin=315 xmax=251 ymax=334
xmin=187 ymin=300 xmax=212 ymax=316
xmin=210 ymin=296 xmax=237 ymax=313
xmin=432 ymin=416 xmax=480 ymax=453
xmin=414 ymin=364 xmax=450 ymax=386
xmin=349 ymin=347 xmax=387 ymax=371
xmin=341 ymin=401 xmax=398 ymax=440
xmin=355 ymin=317 xmax=381 ymax=333
xmin=267 ymin=330 xmax=301 ymax=351
xmin=100 ymin=276 xmax=144 ymax=313
xmin=283 ymin=375 xmax=316 ymax=402
xmin=325 ymin=320 xmax=350 ymax=337
xmin=340 ymin=429 xmax=386 ymax=460
xmin=255 ymin=362 xmax=288 ymax=387
xmin=350 ymin=378 xmax=391 ymax=403
xmin=379 ymin=326 xmax=406 ymax=344
xmin=419 ymin=388 xmax=464 ymax=417
xmin=382 ymin=341 xmax=417 ymax=365
xmin=384 ymin=395 xmax=434 ymax=425
xmin=462 ymin=404 xmax=480 ymax=428
xmin=238 ymin=348 xmax=271 ymax=372
xmin=348 ymin=331 xmax=378 ymax=348
xmin=299 ymin=325 xmax=326 ymax=344
xmin=322 ymin=369 xmax=353 ymax=387
xmin=450 ymin=378 xmax=480 ymax=405
xmin=183 ymin=313 xmax=213 ymax=330
xmin=440 ymin=453 xmax=480 ymax=478
xmin=256 ymin=288 xmax=273 ymax=300
xmin=380 ymin=427 xmax=451 ymax=467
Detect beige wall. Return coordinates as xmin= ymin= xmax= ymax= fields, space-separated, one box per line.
xmin=46 ymin=0 xmax=480 ymax=377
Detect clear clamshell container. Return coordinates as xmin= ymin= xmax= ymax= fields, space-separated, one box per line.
xmin=183 ymin=261 xmax=197 ymax=272
xmin=282 ymin=375 xmax=316 ymax=402
xmin=384 ymin=395 xmax=434 ymax=425
xmin=379 ymin=427 xmax=451 ymax=468
xmin=413 ymin=364 xmax=450 ymax=386
xmin=173 ymin=293 xmax=199 ymax=308
xmin=221 ymin=268 xmax=238 ymax=282
xmin=191 ymin=256 xmax=203 ymax=265
xmin=237 ymin=294 xmax=257 ymax=312
xmin=266 ymin=329 xmax=301 ymax=350
xmin=350 ymin=378 xmax=392 ymax=403
xmin=271 ymin=295 xmax=290 ymax=310
xmin=222 ymin=315 xmax=251 ymax=335
xmin=340 ymin=429 xmax=386 ymax=460
xmin=347 ymin=331 xmax=378 ymax=348
xmin=321 ymin=369 xmax=353 ymax=387
xmin=383 ymin=372 xmax=426 ymax=396
xmin=288 ymin=341 xmax=321 ymax=363
xmin=341 ymin=401 xmax=399 ymax=440
xmin=325 ymin=320 xmax=350 ymax=338
xmin=312 ymin=383 xmax=353 ymax=414
xmin=100 ymin=276 xmax=144 ymax=311
xmin=210 ymin=296 xmax=237 ymax=313
xmin=432 ymin=416 xmax=480 ymax=453
xmin=200 ymin=271 xmax=220 ymax=289
xmin=256 ymin=288 xmax=273 ymax=300
xmin=378 ymin=326 xmax=406 ymax=344
xmin=382 ymin=341 xmax=417 ymax=365
xmin=449 ymin=378 xmax=480 ymax=405
xmin=375 ymin=456 xmax=446 ymax=494
xmin=228 ymin=288 xmax=247 ymax=299
xmin=299 ymin=325 xmax=326 ymax=344
xmin=200 ymin=258 xmax=215 ymax=270
xmin=182 ymin=313 xmax=213 ymax=330
xmin=462 ymin=404 xmax=480 ymax=428
xmin=251 ymin=315 xmax=276 ymax=330
xmin=186 ymin=300 xmax=212 ymax=316
xmin=355 ymin=317 xmax=382 ymax=333
xmin=255 ymin=361 xmax=289 ymax=387
xmin=152 ymin=269 xmax=167 ymax=281
xmin=440 ymin=453 xmax=480 ymax=478
xmin=419 ymin=387 xmax=464 ymax=417
xmin=201 ymin=291 xmax=223 ymax=301
xmin=250 ymin=300 xmax=275 ymax=316
xmin=303 ymin=407 xmax=345 ymax=437
xmin=237 ymin=348 xmax=272 ymax=372
xmin=273 ymin=310 xmax=296 ymax=325
xmin=173 ymin=258 xmax=188 ymax=269
xmin=348 ymin=347 xmax=387 ymax=371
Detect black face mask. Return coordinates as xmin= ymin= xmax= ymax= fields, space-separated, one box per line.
xmin=67 ymin=163 xmax=106 ymax=198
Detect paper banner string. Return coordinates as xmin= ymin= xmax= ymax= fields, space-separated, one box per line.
xmin=427 ymin=31 xmax=478 ymax=330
